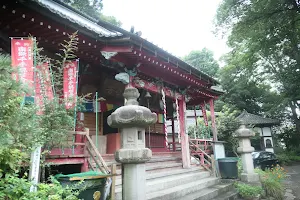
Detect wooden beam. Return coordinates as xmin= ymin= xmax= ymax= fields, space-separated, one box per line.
xmin=45 ymin=158 xmax=84 ymax=165
xmin=101 ymin=46 xmax=133 ymax=53
xmin=110 ymin=53 xmax=136 ymax=65
xmin=132 ymin=77 xmax=183 ymax=100
xmin=133 ymin=48 xmax=209 ymax=87
xmin=209 ymin=99 xmax=218 ymax=141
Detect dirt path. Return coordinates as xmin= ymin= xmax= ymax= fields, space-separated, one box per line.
xmin=284 ymin=164 xmax=300 ymax=200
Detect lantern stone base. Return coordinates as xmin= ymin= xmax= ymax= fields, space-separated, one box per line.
xmin=122 ymin=163 xmax=147 ymax=200
xmin=115 ymin=148 xmax=152 ymax=164
xmin=241 ymin=172 xmax=260 ymax=183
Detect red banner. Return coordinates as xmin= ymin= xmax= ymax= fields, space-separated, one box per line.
xmin=200 ymin=102 xmax=208 ymax=126
xmin=35 ymin=63 xmax=54 ymax=115
xmin=11 ymin=38 xmax=34 ymax=91
xmin=63 ymin=61 xmax=78 ymax=109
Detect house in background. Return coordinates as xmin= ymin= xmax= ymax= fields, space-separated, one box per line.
xmin=237 ymin=110 xmax=280 ymax=153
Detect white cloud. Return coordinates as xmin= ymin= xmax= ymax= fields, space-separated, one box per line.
xmin=102 ymin=0 xmax=229 ymax=62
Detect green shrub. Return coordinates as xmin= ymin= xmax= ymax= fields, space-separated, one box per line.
xmin=277 ymin=152 xmax=300 ymax=165
xmin=0 ymin=174 xmax=81 ymax=200
xmin=235 ymin=182 xmax=263 ymax=199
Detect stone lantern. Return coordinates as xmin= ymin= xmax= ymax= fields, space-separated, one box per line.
xmin=107 ymin=86 xmax=157 ymax=200
xmin=235 ymin=125 xmax=260 ymax=183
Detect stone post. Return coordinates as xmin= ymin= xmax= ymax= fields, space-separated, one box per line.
xmin=235 ymin=125 xmax=259 ymax=183
xmin=212 ymin=141 xmax=226 ymax=176
xmin=107 ymin=86 xmax=157 ymax=200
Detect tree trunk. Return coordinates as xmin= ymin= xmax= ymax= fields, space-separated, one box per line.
xmin=289 ymin=101 xmax=300 ymax=133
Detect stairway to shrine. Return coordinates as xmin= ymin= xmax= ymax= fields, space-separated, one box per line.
xmin=97 ymin=152 xmax=237 ymax=200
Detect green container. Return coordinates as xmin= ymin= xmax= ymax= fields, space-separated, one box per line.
xmin=218 ymin=157 xmax=238 ymax=179
xmin=55 ymin=171 xmax=111 ymax=200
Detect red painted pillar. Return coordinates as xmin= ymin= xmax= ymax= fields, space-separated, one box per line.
xmin=178 ymin=97 xmax=191 ymax=168
xmin=171 ymin=118 xmax=176 ymax=152
xmin=209 ymin=99 xmax=218 ymax=141
xmin=194 ymin=106 xmax=198 ymax=126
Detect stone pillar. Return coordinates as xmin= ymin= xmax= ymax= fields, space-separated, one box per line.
xmin=235 ymin=125 xmax=259 ymax=183
xmin=212 ymin=141 xmax=226 ymax=160
xmin=107 ymin=86 xmax=157 ymax=200
xmin=212 ymin=141 xmax=226 ymax=177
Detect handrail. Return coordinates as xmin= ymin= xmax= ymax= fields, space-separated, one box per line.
xmin=85 ymin=132 xmax=110 ymax=173
xmin=76 ymin=128 xmax=110 ymax=174
xmin=189 ymin=140 xmax=216 ymax=176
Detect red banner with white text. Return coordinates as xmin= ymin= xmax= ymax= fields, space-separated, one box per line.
xmin=63 ymin=61 xmax=78 ymax=109
xmin=11 ymin=38 xmax=34 ymax=93
xmin=200 ymin=102 xmax=208 ymax=126
xmin=35 ymin=63 xmax=54 ymax=115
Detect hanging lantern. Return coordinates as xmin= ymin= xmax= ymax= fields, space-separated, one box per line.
xmin=145 ymin=91 xmax=151 ymax=99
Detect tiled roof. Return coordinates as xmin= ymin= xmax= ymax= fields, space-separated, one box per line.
xmin=237 ymin=110 xmax=279 ymax=125
xmin=37 ymin=0 xmax=122 ymax=37
xmin=33 ymin=0 xmax=219 ymax=86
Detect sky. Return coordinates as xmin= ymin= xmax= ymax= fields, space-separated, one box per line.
xmin=101 ymin=0 xmax=229 ymax=63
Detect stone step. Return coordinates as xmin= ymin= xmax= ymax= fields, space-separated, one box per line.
xmin=91 ymin=160 xmax=187 ymax=175
xmin=146 ymin=177 xmax=219 ymax=200
xmin=115 ymin=170 xmax=210 ymax=195
xmin=178 ymin=181 xmax=236 ymax=200
xmin=101 ymin=152 xmax=181 ymax=161
xmin=101 ymin=156 xmax=182 ymax=165
xmin=103 ymin=157 xmax=182 ymax=169
xmin=213 ymin=189 xmax=238 ymax=200
xmin=113 ymin=162 xmax=183 ymax=176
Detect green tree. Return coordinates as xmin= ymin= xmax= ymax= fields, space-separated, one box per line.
xmin=183 ymin=48 xmax=220 ymax=77
xmin=215 ymin=0 xmax=299 ymax=127
xmin=216 ymin=54 xmax=284 ymax=117
xmin=60 ymin=0 xmax=122 ymax=26
xmin=217 ymin=106 xmax=240 ymax=156
xmin=61 ymin=0 xmax=103 ymax=19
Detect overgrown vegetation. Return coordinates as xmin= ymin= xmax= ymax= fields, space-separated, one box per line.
xmin=0 ymin=32 xmax=82 ymax=199
xmin=255 ymin=165 xmax=286 ymax=200
xmin=217 ymin=106 xmax=240 ymax=156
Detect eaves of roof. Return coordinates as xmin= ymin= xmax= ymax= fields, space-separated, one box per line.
xmin=99 ymin=22 xmax=219 ymax=85
xmin=30 ymin=0 xmax=219 ymax=86
xmin=35 ymin=0 xmax=122 ymax=38
xmin=237 ymin=110 xmax=280 ymax=126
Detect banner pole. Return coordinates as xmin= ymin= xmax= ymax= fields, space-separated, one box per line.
xmin=73 ymin=59 xmax=80 ymax=131
xmin=29 ymin=37 xmax=41 ymax=193
xmin=49 ymin=62 xmax=56 ymax=98
xmin=96 ymin=91 xmax=99 ymax=151
xmin=72 ymin=59 xmax=80 ymax=155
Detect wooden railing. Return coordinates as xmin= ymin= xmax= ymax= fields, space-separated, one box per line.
xmin=189 ymin=139 xmax=216 ymax=176
xmin=72 ymin=129 xmax=110 ymax=174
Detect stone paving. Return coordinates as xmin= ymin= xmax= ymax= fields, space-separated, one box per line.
xmin=283 ymin=164 xmax=300 ymax=200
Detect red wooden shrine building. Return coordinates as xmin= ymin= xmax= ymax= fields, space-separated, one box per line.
xmin=0 ymin=0 xmax=223 ymax=173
